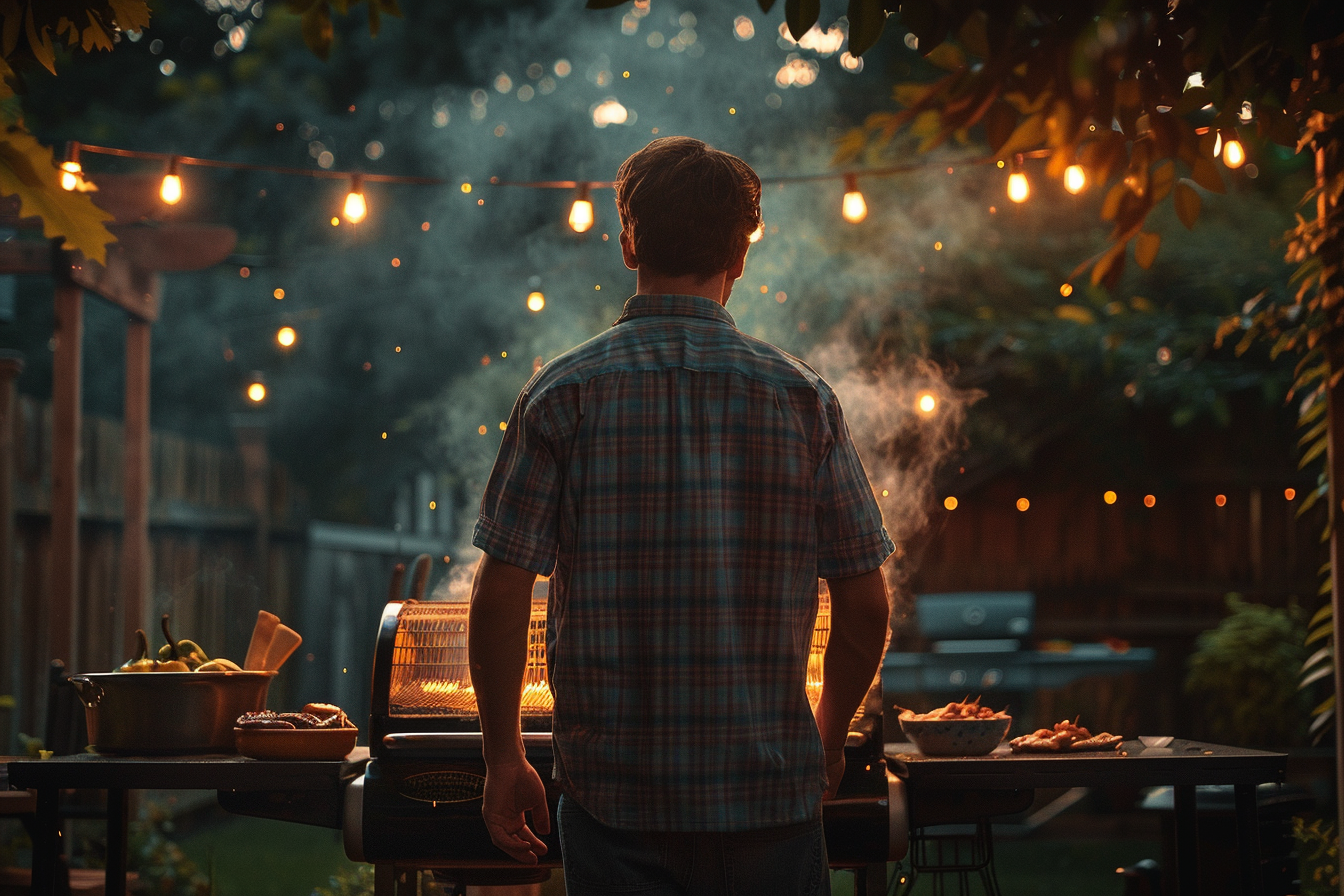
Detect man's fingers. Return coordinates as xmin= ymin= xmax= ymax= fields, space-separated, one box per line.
xmin=531 ymin=800 xmax=552 ymax=836
xmin=487 ymin=822 xmax=545 ymax=864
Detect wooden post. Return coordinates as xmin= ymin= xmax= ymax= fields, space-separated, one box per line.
xmin=0 ymin=350 xmax=23 ymax=751
xmin=121 ymin=317 xmax=151 ymax=657
xmin=50 ymin=277 xmax=82 ymax=672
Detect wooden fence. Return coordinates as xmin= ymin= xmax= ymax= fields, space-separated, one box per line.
xmin=1 ymin=397 xmax=306 ymax=749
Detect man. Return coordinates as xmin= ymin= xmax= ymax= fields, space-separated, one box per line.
xmin=468 ymin=136 xmax=893 ymax=896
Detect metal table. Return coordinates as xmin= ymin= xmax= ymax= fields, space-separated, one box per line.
xmin=885 ymin=738 xmax=1286 ymax=895
xmin=6 ymin=748 xmax=370 ymax=896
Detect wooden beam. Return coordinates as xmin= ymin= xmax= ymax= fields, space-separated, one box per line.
xmin=0 ymin=240 xmax=53 ymax=275
xmin=0 ymin=350 xmax=23 ymax=749
xmin=121 ymin=318 xmax=151 ymax=659
xmin=50 ymin=281 xmax=82 ymax=670
xmin=60 ymin=247 xmax=159 ymax=323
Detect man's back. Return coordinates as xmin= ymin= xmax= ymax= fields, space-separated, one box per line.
xmin=476 ymin=293 xmax=891 ymax=831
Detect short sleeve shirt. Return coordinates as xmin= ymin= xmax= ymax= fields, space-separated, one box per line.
xmin=474 ymin=294 xmax=894 ymax=831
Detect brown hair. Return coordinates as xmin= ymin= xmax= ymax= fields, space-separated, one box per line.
xmin=614 ymin=136 xmax=762 ymax=279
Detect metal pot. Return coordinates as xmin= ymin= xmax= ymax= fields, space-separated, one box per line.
xmin=70 ymin=671 xmax=276 ymax=754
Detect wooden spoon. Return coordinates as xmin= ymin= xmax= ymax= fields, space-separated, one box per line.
xmin=261 ymin=624 xmax=303 ymax=672
xmin=244 ymin=610 xmax=280 ymax=671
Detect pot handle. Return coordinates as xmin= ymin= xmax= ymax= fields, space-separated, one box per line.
xmin=69 ymin=675 xmax=103 ymax=708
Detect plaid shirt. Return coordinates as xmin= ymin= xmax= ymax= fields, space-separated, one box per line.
xmin=474 ymin=294 xmax=893 ymax=831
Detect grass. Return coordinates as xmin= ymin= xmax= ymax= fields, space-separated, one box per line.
xmin=177 ymin=815 xmax=359 ymax=896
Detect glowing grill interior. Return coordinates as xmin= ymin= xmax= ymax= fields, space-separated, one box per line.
xmin=387 ymin=590 xmax=832 ymax=717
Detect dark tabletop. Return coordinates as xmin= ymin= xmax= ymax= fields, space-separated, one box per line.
xmin=6 ymin=747 xmax=369 ymax=791
xmin=884 ymin=739 xmax=1286 ymax=789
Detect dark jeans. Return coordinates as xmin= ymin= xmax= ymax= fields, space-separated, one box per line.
xmin=557 ymin=794 xmax=831 ymax=896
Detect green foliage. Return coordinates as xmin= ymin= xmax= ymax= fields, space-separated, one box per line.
xmin=1294 ymin=816 xmax=1341 ymax=896
xmin=311 ymin=864 xmax=374 ymax=896
xmin=128 ymin=801 xmax=211 ymax=896
xmin=1185 ymin=594 xmax=1310 ymax=747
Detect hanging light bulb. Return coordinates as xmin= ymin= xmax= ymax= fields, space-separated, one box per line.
xmin=568 ymin=183 xmax=594 ymax=233
xmin=343 ymin=174 xmax=367 ymax=223
xmin=276 ymin=326 xmax=297 ymax=348
xmin=245 ymin=372 xmax=267 ymax=404
xmin=1007 ymin=160 xmax=1030 ymax=203
xmin=59 ymin=142 xmax=83 ymax=192
xmin=1063 ymin=163 xmax=1087 ymax=194
xmin=1221 ymin=131 xmax=1246 ymax=169
xmin=841 ymin=173 xmax=867 ymax=223
xmin=527 ymin=291 xmax=546 ymax=312
xmin=159 ymin=157 xmax=183 ymax=204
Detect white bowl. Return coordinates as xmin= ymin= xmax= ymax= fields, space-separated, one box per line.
xmin=898 ymin=716 xmax=1011 ymax=756
xmin=1138 ymin=735 xmax=1173 ymax=748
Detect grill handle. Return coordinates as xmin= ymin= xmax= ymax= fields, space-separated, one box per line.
xmin=368 ymin=601 xmax=404 ymax=721
xmin=382 ymin=731 xmax=553 ymax=752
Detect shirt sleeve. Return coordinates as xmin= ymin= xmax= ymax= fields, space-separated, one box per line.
xmin=472 ymin=387 xmax=562 ymax=576
xmin=814 ymin=391 xmax=895 ymax=579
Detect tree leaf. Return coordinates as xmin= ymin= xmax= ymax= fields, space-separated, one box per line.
xmin=1309 ymin=603 xmax=1334 ymax=629
xmin=784 ymin=0 xmax=819 ymax=41
xmin=0 ymin=132 xmax=115 ymax=265
xmin=106 ymin=0 xmax=153 ymax=33
xmin=981 ymin=101 xmax=1017 ymax=153
xmin=1054 ymin=304 xmax=1095 ymax=325
xmin=1301 ymin=663 xmax=1334 ymax=689
xmin=1134 ymin=231 xmax=1161 ymax=270
xmin=1091 ymin=239 xmax=1127 ymax=288
xmin=1307 ymin=621 xmax=1334 ymax=646
xmin=1101 ymin=181 xmax=1127 ymax=222
xmin=846 ymin=0 xmax=887 ymax=58
xmin=24 ymin=3 xmax=57 ymax=75
xmin=300 ymin=1 xmax=334 ymax=60
xmin=1189 ymin=155 xmax=1226 ymax=194
xmin=1173 ymin=180 xmax=1201 ymax=229
xmin=957 ymin=10 xmax=989 ymax=58
xmin=924 ymin=41 xmax=965 ymax=71
xmin=997 ymin=111 xmax=1046 ymax=158
xmin=757 ymin=0 xmax=778 ymax=13
xmin=1173 ymin=85 xmax=1212 ymax=116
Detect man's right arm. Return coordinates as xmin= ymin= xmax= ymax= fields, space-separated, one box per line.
xmin=816 ymin=567 xmax=890 ymax=797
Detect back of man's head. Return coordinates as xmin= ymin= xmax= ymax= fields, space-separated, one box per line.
xmin=615 ymin=136 xmax=762 ymax=280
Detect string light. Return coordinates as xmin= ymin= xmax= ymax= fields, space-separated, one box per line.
xmin=159 ymin=157 xmax=183 ymax=205
xmin=1221 ymin=131 xmax=1246 ymax=169
xmin=1007 ymin=158 xmax=1030 ymax=203
xmin=527 ymin=291 xmax=545 ymax=312
xmin=245 ymin=373 xmax=267 ymax=404
xmin=343 ymin=174 xmax=367 ymax=223
xmin=276 ymin=326 xmax=297 ymax=348
xmin=841 ymin=173 xmax=867 ymax=223
xmin=568 ymin=183 xmax=594 ymax=233
xmin=915 ymin=391 xmax=937 ymax=415
xmin=1063 ymin=163 xmax=1087 ymax=194
xmin=60 ymin=142 xmax=84 ymax=192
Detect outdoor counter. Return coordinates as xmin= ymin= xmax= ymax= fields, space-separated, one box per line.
xmin=886 ymin=738 xmax=1286 ymax=896
xmin=7 ymin=748 xmax=370 ymax=896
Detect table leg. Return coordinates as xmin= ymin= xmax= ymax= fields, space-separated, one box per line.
xmin=1173 ymin=784 xmax=1198 ymax=896
xmin=105 ymin=789 xmax=128 ymax=896
xmin=1233 ymin=783 xmax=1262 ymax=895
xmin=30 ymin=786 xmax=59 ymax=896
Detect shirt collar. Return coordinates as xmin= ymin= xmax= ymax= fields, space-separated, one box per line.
xmin=614 ymin=294 xmax=737 ymax=329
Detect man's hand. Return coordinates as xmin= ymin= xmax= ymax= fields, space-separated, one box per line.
xmin=482 ymin=757 xmax=551 ymax=864
xmin=823 ymin=747 xmax=846 ymax=800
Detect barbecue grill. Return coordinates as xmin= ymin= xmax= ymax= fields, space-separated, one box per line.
xmin=343 ymin=585 xmax=908 ymax=892
xmin=883 ymin=592 xmax=1155 ymax=729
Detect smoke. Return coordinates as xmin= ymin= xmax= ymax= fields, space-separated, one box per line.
xmin=336 ymin=0 xmax=1000 ymax=582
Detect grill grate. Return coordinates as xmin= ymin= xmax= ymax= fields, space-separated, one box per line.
xmin=388 ymin=600 xmax=551 ymax=716
xmin=386 ymin=592 xmax=832 ymax=716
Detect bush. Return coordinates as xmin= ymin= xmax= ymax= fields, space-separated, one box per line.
xmin=1184 ymin=594 xmax=1309 ymax=747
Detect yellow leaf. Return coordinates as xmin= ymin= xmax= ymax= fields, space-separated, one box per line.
xmin=1189 ymin=154 xmax=1226 ymax=194
xmin=998 ymin=112 xmax=1046 ymax=158
xmin=1150 ymin=160 xmax=1175 ymax=204
xmin=106 ymin=0 xmax=153 ymax=34
xmin=924 ymin=42 xmax=966 ymax=72
xmin=0 ymin=131 xmax=115 ymax=265
xmin=1130 ymin=296 xmax=1155 ymax=312
xmin=25 ymin=3 xmax=56 ymax=75
xmin=81 ymin=18 xmax=113 ymax=53
xmin=1174 ymin=180 xmax=1201 ymax=229
xmin=891 ymin=81 xmax=935 ymax=109
xmin=1134 ymin=231 xmax=1160 ymax=269
xmin=1054 ymin=304 xmax=1096 ymax=325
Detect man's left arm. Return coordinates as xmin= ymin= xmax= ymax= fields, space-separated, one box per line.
xmin=468 ymin=553 xmax=550 ymax=864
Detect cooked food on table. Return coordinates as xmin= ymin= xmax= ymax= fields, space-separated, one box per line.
xmin=1009 ymin=718 xmax=1124 ymax=752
